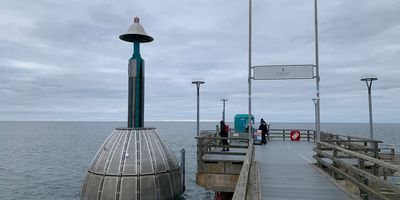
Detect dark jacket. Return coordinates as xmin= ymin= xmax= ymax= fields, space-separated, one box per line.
xmin=220 ymin=124 xmax=228 ymax=137
xmin=259 ymin=123 xmax=268 ymax=134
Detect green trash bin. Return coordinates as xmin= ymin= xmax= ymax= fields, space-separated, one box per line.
xmin=234 ymin=114 xmax=254 ymax=133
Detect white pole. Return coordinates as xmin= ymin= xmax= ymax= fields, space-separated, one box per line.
xmin=248 ymin=0 xmax=253 ymax=138
xmin=314 ymin=0 xmax=321 ymax=141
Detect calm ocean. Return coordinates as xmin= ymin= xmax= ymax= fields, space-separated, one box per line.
xmin=0 ymin=121 xmax=399 ymax=200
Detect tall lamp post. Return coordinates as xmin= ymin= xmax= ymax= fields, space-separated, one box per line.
xmin=192 ymin=79 xmax=205 ymax=137
xmin=314 ymin=0 xmax=321 ymax=141
xmin=360 ymin=75 xmax=378 ymax=139
xmin=248 ymin=0 xmax=253 ymax=138
xmin=221 ymin=98 xmax=228 ymax=121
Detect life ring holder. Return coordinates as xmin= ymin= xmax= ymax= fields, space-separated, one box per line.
xmin=290 ymin=130 xmax=301 ymax=141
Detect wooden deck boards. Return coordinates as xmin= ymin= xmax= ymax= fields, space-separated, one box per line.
xmin=255 ymin=141 xmax=351 ymax=200
xmin=203 ymin=148 xmax=247 ymax=162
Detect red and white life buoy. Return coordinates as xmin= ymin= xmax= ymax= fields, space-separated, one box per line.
xmin=290 ymin=130 xmax=301 ymax=141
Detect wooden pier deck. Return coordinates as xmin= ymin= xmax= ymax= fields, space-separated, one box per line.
xmin=255 ymin=141 xmax=351 ymax=199
xmin=197 ymin=129 xmax=400 ymax=200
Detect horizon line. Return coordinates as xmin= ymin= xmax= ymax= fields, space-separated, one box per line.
xmin=0 ymin=120 xmax=398 ymax=124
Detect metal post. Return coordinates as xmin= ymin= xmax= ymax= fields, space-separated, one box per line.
xmin=192 ymin=80 xmax=205 ymax=137
xmin=192 ymin=80 xmax=204 ymax=178
xmin=221 ymin=98 xmax=227 ymax=121
xmin=368 ymin=85 xmax=373 ymax=139
xmin=223 ymin=100 xmax=225 ymax=121
xmin=312 ymin=98 xmax=318 ymax=140
xmin=180 ymin=148 xmax=186 ymax=191
xmin=314 ymin=0 xmax=321 ymax=141
xmin=361 ymin=76 xmax=378 ymax=139
xmin=248 ymin=0 xmax=253 ymax=138
xmin=197 ymin=84 xmax=200 ymax=137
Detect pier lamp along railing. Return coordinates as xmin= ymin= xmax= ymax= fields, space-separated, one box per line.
xmin=360 ymin=75 xmax=378 ymax=139
xmin=192 ymin=79 xmax=205 ymax=137
xmin=221 ymin=98 xmax=228 ymax=121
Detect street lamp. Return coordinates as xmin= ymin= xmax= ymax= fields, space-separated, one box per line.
xmin=248 ymin=0 xmax=253 ymax=138
xmin=360 ymin=75 xmax=378 ymax=139
xmin=221 ymin=98 xmax=228 ymax=121
xmin=192 ymin=79 xmax=205 ymax=137
xmin=313 ymin=0 xmax=321 ymax=141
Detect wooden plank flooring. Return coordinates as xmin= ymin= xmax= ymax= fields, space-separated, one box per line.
xmin=255 ymin=141 xmax=351 ymax=200
xmin=203 ymin=147 xmax=247 ymax=162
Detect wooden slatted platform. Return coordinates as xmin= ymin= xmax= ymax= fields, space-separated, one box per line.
xmin=255 ymin=141 xmax=351 ymax=200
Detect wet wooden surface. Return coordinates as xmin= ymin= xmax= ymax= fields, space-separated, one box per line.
xmin=203 ymin=147 xmax=247 ymax=162
xmin=255 ymin=141 xmax=351 ymax=200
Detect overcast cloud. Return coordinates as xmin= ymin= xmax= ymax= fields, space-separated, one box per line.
xmin=0 ymin=0 xmax=399 ymax=123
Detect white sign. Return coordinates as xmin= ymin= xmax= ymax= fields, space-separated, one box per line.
xmin=253 ymin=65 xmax=315 ymax=80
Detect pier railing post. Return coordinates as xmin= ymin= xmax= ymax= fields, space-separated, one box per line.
xmin=347 ymin=136 xmax=351 ymax=150
xmin=372 ymin=141 xmax=379 ymax=159
xmin=197 ymin=137 xmax=202 ymax=173
xmin=316 ymin=140 xmax=322 ymax=168
xmin=283 ymin=130 xmax=285 ymax=141
xmin=332 ymin=140 xmax=339 ymax=179
xmin=363 ymin=141 xmax=368 ymax=154
xmin=361 ymin=177 xmax=369 ymax=200
xmin=358 ymin=159 xmax=368 ymax=199
xmin=215 ymin=125 xmax=219 ymax=149
xmin=372 ymin=141 xmax=379 ymax=176
xmin=314 ymin=130 xmax=317 ymax=141
xmin=181 ymin=148 xmax=186 ymax=191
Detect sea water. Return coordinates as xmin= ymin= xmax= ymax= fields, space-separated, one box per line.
xmin=0 ymin=121 xmax=399 ymax=200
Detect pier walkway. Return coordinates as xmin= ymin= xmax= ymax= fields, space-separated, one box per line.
xmin=197 ymin=129 xmax=400 ymax=199
xmin=255 ymin=141 xmax=350 ymax=199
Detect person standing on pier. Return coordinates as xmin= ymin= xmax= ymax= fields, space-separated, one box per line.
xmin=259 ymin=119 xmax=268 ymax=145
xmin=220 ymin=120 xmax=229 ymax=151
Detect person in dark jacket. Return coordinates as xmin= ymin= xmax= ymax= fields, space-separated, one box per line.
xmin=259 ymin=118 xmax=268 ymax=144
xmin=220 ymin=120 xmax=229 ymax=151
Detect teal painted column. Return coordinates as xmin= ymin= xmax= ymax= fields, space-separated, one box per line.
xmin=119 ymin=17 xmax=153 ymax=128
xmin=128 ymin=42 xmax=144 ymax=128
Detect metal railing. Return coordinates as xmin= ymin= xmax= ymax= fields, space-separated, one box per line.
xmin=196 ymin=130 xmax=249 ymax=172
xmin=268 ymin=128 xmax=316 ymax=141
xmin=314 ymin=134 xmax=400 ymax=200
xmin=232 ymin=138 xmax=255 ymax=200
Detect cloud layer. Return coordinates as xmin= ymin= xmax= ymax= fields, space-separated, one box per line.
xmin=1 ymin=0 xmax=399 ymax=122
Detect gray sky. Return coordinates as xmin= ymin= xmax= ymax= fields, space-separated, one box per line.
xmin=0 ymin=0 xmax=399 ymax=123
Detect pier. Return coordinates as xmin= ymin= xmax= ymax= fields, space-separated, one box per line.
xmin=196 ymin=129 xmax=400 ymax=200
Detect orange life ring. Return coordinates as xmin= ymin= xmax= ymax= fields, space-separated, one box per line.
xmin=290 ymin=130 xmax=301 ymax=141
